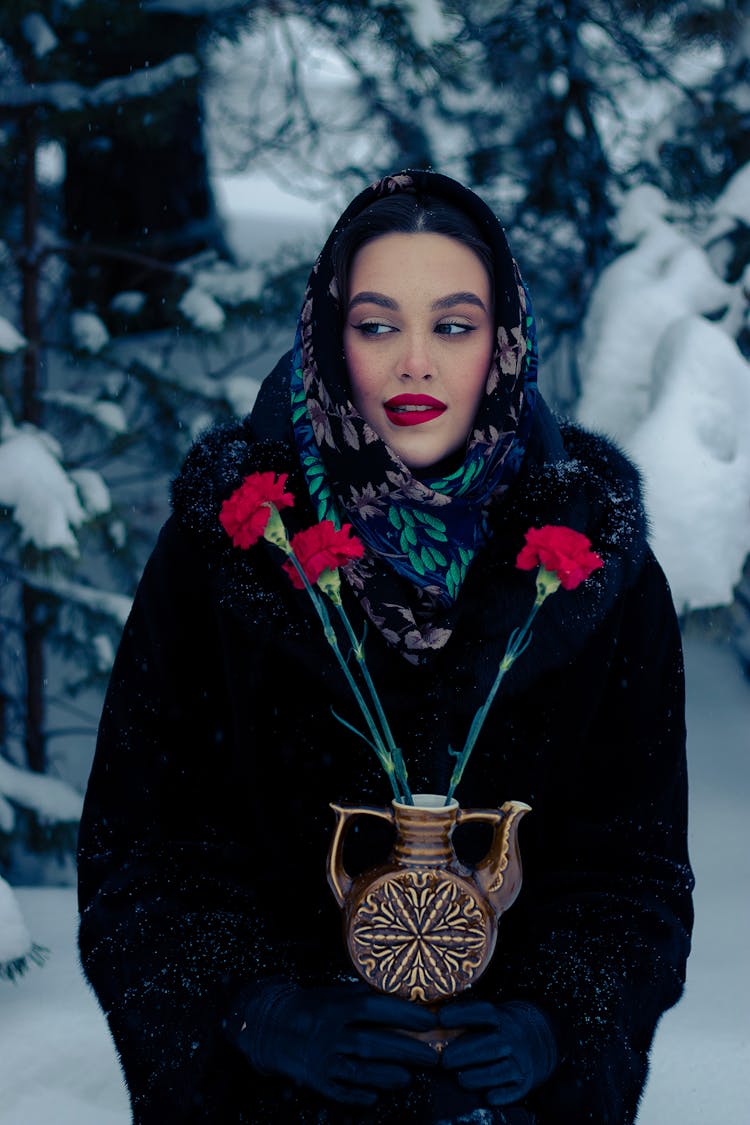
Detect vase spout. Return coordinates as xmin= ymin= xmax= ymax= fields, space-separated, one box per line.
xmin=457 ymin=800 xmax=531 ymax=915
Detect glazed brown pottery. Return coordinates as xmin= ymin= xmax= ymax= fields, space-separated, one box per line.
xmin=326 ymin=793 xmax=530 ymax=1004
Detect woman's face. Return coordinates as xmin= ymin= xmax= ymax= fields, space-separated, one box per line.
xmin=343 ymin=232 xmax=494 ymax=472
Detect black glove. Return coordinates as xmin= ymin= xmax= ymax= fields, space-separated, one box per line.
xmin=439 ymin=999 xmax=557 ymax=1107
xmin=228 ymin=978 xmax=439 ymax=1107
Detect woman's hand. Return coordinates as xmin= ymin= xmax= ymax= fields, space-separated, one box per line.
xmin=439 ymin=999 xmax=557 ymax=1107
xmin=229 ymin=979 xmax=439 ymax=1107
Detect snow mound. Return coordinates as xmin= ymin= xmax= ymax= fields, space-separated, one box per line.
xmin=576 ymin=213 xmax=733 ymax=442
xmin=0 ymin=875 xmax=32 ymax=968
xmin=628 ymin=317 xmax=750 ymax=610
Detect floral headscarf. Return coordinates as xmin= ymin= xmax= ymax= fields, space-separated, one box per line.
xmin=291 ymin=170 xmax=538 ymax=663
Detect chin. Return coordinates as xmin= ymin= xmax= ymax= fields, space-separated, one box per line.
xmin=400 ymin=446 xmax=465 ymax=477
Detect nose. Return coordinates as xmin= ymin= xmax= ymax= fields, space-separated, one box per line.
xmin=399 ymin=331 xmax=434 ymax=381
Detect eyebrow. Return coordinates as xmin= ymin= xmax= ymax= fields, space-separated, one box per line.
xmin=348 ymin=290 xmax=488 ymax=313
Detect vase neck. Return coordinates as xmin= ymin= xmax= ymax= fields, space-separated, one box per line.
xmin=392 ymin=802 xmax=457 ymax=868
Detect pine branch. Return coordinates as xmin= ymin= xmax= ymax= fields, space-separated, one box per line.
xmin=0 ymin=54 xmax=200 ymax=113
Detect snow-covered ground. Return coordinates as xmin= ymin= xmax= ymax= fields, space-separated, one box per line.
xmin=0 ymin=632 xmax=747 ymax=1124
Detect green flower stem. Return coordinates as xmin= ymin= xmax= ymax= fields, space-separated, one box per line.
xmin=285 ymin=554 xmax=403 ymax=802
xmin=332 ymin=601 xmax=413 ymax=805
xmin=445 ymin=576 xmax=556 ymax=805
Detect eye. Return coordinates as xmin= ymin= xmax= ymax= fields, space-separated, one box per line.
xmin=352 ymin=321 xmax=395 ymax=336
xmin=435 ymin=321 xmax=475 ymax=336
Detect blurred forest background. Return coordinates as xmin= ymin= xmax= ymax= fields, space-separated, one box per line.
xmin=0 ymin=0 xmax=748 ymax=976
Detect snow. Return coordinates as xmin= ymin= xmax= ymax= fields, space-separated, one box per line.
xmin=92 ymin=634 xmax=115 ymax=672
xmin=0 ymin=316 xmax=26 ymax=354
xmin=178 ymin=285 xmax=225 ymax=332
xmin=627 ymin=318 xmax=750 ymax=611
xmin=109 ymin=290 xmax=146 ymax=316
xmin=575 ymin=180 xmax=750 ymax=611
xmin=20 ymin=572 xmax=132 ymax=628
xmin=0 ymin=876 xmax=31 ymax=966
xmin=396 ymin=0 xmax=458 ymax=49
xmin=712 ymin=162 xmax=750 ymax=224
xmin=0 ymin=756 xmax=82 ymax=829
xmin=41 ymin=390 xmax=128 ymax=436
xmin=20 ymin=13 xmax=58 ymax=59
xmin=70 ymin=311 xmax=109 ymax=355
xmin=192 ymin=261 xmax=264 ymax=306
xmin=576 ymin=197 xmax=734 ymax=441
xmin=0 ymin=54 xmax=199 ymax=112
xmin=70 ymin=469 xmax=112 ymax=519
xmin=0 ymin=422 xmax=86 ymax=555
xmin=0 ymin=635 xmax=746 ymax=1123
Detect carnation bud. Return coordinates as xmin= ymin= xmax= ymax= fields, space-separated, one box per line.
xmin=317 ymin=566 xmax=342 ymax=604
xmin=262 ymin=505 xmax=290 ymax=551
xmin=536 ymin=567 xmax=562 ymax=601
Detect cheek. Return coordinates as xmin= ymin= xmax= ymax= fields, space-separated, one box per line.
xmin=344 ymin=341 xmax=377 ymax=406
xmin=463 ymin=339 xmax=494 ymax=405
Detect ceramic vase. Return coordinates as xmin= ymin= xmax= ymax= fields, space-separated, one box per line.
xmin=326 ymin=792 xmax=530 ymax=1003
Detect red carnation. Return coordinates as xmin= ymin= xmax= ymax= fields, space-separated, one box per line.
xmin=219 ymin=472 xmax=294 ymax=549
xmin=516 ymin=525 xmax=603 ymax=590
xmin=283 ymin=521 xmax=365 ymax=589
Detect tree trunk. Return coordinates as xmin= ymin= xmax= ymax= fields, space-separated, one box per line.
xmin=19 ymin=105 xmax=46 ymax=774
xmin=62 ymin=14 xmax=228 ymax=320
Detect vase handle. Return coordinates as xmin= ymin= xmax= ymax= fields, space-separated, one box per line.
xmin=327 ymin=803 xmax=395 ymax=909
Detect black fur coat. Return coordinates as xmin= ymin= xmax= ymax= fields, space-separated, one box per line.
xmin=78 ymin=357 xmax=694 ymax=1124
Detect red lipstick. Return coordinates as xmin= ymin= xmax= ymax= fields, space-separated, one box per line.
xmin=384 ymin=394 xmax=446 ymax=427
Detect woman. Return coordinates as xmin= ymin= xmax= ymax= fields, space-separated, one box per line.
xmin=77 ymin=170 xmax=694 ymax=1124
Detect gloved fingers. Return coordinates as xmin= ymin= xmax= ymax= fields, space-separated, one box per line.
xmin=355 ymin=992 xmax=438 ymax=1031
xmin=487 ymin=1082 xmax=529 ymax=1106
xmin=441 ymin=1030 xmax=512 ymax=1069
xmin=346 ymin=1027 xmax=440 ymax=1067
xmin=454 ymin=1058 xmax=524 ymax=1093
xmin=439 ymin=999 xmax=500 ymax=1028
xmin=332 ymin=1057 xmax=413 ymax=1091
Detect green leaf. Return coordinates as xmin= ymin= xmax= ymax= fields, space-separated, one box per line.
xmin=402 ymin=525 xmax=418 ymax=547
xmin=446 ymin=570 xmax=459 ymax=599
xmin=420 ymin=546 xmax=436 ymax=570
xmin=466 ymin=460 xmax=481 ymax=483
xmin=424 ymin=525 xmax=449 ymax=543
xmin=388 ymin=507 xmax=403 ymax=530
xmin=430 ymin=547 xmax=448 ymax=567
xmin=415 ymin=510 xmax=446 ymax=532
xmin=401 ymin=508 xmax=416 ymax=528
xmin=409 ymin=550 xmax=426 ymax=576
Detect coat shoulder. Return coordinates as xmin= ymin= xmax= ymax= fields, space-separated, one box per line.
xmin=495 ymin=411 xmax=649 ymax=592
xmin=170 ymin=352 xmax=297 ymax=548
xmin=170 ymin=421 xmax=294 ymax=549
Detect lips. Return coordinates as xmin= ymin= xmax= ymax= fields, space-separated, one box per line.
xmin=383 ymin=394 xmax=447 ymax=427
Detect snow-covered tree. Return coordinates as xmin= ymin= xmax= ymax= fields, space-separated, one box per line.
xmin=0 ymin=3 xmax=295 ymax=894
xmin=574 ymin=0 xmax=750 ymax=660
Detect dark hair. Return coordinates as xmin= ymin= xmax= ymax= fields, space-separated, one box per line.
xmin=331 ymin=194 xmax=495 ymax=316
